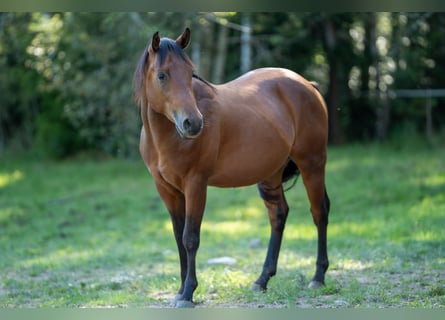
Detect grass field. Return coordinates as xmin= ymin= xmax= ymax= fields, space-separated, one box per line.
xmin=0 ymin=143 xmax=444 ymax=308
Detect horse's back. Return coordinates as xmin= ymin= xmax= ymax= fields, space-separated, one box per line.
xmin=220 ymin=67 xmax=326 ymax=118
xmin=216 ymin=67 xmax=328 ymax=142
xmin=224 ymin=67 xmax=315 ymax=92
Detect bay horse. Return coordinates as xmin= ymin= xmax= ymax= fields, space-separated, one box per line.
xmin=133 ymin=28 xmax=330 ymax=308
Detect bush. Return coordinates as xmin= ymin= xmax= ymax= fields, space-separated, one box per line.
xmin=35 ymin=93 xmax=86 ymax=159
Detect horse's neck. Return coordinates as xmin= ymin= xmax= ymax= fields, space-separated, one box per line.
xmin=143 ymin=105 xmax=176 ymax=144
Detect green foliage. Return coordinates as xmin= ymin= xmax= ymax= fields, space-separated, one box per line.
xmin=27 ymin=13 xmax=146 ymax=157
xmin=0 ymin=144 xmax=443 ymax=307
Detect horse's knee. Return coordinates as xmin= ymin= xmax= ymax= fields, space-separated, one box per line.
xmin=183 ymin=232 xmax=200 ymax=252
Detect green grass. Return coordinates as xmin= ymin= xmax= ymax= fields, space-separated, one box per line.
xmin=0 ymin=143 xmax=444 ymax=308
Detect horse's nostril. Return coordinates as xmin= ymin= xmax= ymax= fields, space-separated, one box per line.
xmin=183 ymin=118 xmax=192 ymax=131
xmin=180 ymin=115 xmax=203 ymax=138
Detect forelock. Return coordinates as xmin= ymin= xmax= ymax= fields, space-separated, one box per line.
xmin=157 ymin=38 xmax=193 ymax=67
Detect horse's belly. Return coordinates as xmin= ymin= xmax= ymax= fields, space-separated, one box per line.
xmin=208 ymin=146 xmax=290 ymax=187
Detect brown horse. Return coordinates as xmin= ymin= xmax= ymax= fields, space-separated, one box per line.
xmin=133 ymin=28 xmax=330 ymax=308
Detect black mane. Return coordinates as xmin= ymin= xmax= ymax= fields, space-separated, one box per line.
xmin=133 ymin=45 xmax=149 ymax=107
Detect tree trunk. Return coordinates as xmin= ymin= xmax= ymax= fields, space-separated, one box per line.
xmin=211 ymin=24 xmax=228 ymax=84
xmin=375 ymin=95 xmax=390 ymax=140
xmin=191 ymin=26 xmax=201 ymax=74
xmin=371 ymin=13 xmax=390 ymax=140
xmin=324 ymin=16 xmax=345 ymax=144
xmin=240 ymin=13 xmax=251 ymax=74
xmin=198 ymin=22 xmax=214 ymax=80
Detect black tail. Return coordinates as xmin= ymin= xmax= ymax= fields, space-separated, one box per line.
xmin=282 ymin=159 xmax=300 ymax=191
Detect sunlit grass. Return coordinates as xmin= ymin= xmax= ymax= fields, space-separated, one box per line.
xmin=201 ymin=221 xmax=254 ymax=236
xmin=0 ymin=207 xmax=25 ymax=225
xmin=421 ymin=174 xmax=445 ymax=187
xmin=21 ymin=247 xmax=103 ymax=270
xmin=284 ymin=224 xmax=317 ymax=240
xmin=336 ymin=259 xmax=374 ymax=271
xmin=0 ymin=170 xmax=24 ymax=188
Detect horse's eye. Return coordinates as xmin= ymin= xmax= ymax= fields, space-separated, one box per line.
xmin=157 ymin=72 xmax=167 ymax=82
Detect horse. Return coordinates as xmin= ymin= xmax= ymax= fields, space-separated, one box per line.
xmin=133 ymin=27 xmax=330 ymax=308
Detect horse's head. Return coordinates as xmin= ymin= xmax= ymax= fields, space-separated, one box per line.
xmin=134 ymin=28 xmax=203 ymax=139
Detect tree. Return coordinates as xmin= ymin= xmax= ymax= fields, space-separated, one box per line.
xmin=27 ymin=13 xmax=153 ymax=157
xmin=0 ymin=13 xmax=40 ymax=154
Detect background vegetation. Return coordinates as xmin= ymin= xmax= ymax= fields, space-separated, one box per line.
xmin=1 ymin=12 xmax=445 ymax=158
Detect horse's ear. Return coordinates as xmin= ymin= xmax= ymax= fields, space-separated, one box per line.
xmin=151 ymin=31 xmax=160 ymax=52
xmin=176 ymin=27 xmax=191 ymax=49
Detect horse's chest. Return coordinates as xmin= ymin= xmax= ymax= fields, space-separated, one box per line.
xmin=153 ymin=155 xmax=188 ymax=191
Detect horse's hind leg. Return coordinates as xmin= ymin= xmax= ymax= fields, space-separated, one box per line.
xmin=309 ymin=188 xmax=330 ymax=288
xmin=297 ymin=158 xmax=330 ymax=288
xmin=252 ymin=178 xmax=289 ymax=291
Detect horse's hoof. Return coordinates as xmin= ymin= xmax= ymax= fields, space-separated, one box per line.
xmin=251 ymin=283 xmax=266 ymax=292
xmin=308 ymin=280 xmax=324 ymax=289
xmin=170 ymin=294 xmax=183 ymax=307
xmin=174 ymin=300 xmax=195 ymax=308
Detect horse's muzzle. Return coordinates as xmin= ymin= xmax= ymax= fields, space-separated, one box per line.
xmin=174 ymin=113 xmax=203 ymax=139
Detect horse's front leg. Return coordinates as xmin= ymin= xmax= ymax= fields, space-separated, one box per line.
xmin=174 ymin=177 xmax=207 ymax=308
xmin=152 ymin=179 xmax=188 ymax=305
